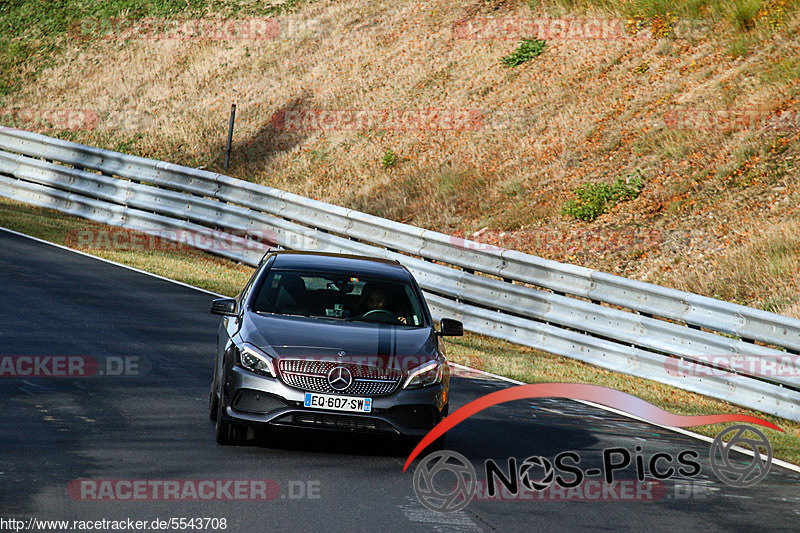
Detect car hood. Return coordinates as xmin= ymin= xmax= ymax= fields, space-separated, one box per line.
xmin=240 ymin=312 xmax=439 ymax=364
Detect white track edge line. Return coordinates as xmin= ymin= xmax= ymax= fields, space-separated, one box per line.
xmin=3 ymin=225 xmax=798 ymax=473
xmin=0 ymin=226 xmax=225 ymax=297
xmin=448 ymin=366 xmax=800 ymax=473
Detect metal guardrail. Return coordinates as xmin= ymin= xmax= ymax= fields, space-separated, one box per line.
xmin=3 ymin=129 xmax=800 ymax=353
xmin=0 ymin=128 xmax=798 ymax=421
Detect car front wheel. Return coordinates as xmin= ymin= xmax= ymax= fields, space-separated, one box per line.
xmin=215 ymin=392 xmax=245 ymax=445
xmin=209 ymin=389 xmax=219 ymax=422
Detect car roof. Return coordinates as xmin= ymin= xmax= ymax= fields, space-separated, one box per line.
xmin=268 ymin=251 xmax=411 ymax=280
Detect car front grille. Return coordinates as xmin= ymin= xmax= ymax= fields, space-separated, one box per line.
xmin=278 ymin=359 xmax=403 ymax=396
xmin=271 ymin=412 xmax=398 ymax=434
xmin=291 ymin=412 xmax=380 ymax=431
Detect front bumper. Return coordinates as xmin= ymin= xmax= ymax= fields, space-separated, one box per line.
xmin=222 ymin=366 xmax=447 ymax=437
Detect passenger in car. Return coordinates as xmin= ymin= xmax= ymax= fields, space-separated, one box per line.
xmin=274 ymin=274 xmax=308 ymax=314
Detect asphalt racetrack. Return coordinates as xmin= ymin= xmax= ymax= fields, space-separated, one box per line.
xmin=1 ymin=228 xmax=798 ymax=532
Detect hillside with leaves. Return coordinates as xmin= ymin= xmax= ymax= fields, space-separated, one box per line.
xmin=2 ymin=0 xmax=799 ymax=316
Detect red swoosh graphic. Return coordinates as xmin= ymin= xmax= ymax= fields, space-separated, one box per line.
xmin=403 ymin=383 xmax=782 ymax=472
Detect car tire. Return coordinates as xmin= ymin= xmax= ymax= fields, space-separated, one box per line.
xmin=209 ymin=390 xmax=219 ymax=422
xmin=215 ymin=395 xmax=245 ymax=445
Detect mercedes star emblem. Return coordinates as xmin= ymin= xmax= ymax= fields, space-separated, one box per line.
xmin=327 ymin=366 xmax=353 ymax=391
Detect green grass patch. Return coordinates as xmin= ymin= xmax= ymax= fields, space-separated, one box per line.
xmin=727 ymin=32 xmax=756 ymax=57
xmin=766 ymin=236 xmax=797 ymax=277
xmin=0 ymin=0 xmax=313 ymax=97
xmin=562 ymin=171 xmax=644 ymax=222
xmin=760 ymin=57 xmax=800 ymax=85
xmin=381 ymin=149 xmax=398 ymax=168
xmin=731 ymin=0 xmax=762 ymax=30
xmin=501 ymin=38 xmax=546 ymax=68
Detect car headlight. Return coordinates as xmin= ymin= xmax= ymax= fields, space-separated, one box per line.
xmin=237 ymin=343 xmax=276 ymax=377
xmin=403 ymin=359 xmax=444 ymax=389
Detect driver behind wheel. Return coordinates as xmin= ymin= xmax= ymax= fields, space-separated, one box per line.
xmin=357 ymin=284 xmax=407 ymax=324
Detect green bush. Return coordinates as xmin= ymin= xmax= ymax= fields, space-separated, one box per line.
xmin=731 ymin=0 xmax=761 ymax=30
xmin=562 ymin=172 xmax=644 ymax=222
xmin=500 ymin=38 xmax=546 ymax=67
xmin=381 ymin=149 xmax=398 ymax=168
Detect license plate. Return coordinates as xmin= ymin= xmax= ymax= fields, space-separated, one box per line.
xmin=304 ymin=393 xmax=372 ymax=413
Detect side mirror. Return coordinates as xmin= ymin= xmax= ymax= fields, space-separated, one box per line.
xmin=210 ymin=298 xmax=237 ymax=316
xmin=439 ymin=318 xmax=463 ymax=337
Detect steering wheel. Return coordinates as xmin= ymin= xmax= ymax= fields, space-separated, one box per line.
xmin=359 ymin=309 xmax=402 ymax=324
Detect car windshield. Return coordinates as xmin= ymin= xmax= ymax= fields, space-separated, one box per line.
xmin=251 ymin=269 xmax=426 ymax=326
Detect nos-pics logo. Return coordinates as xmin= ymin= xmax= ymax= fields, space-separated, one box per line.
xmin=413 ymin=424 xmax=773 ymax=513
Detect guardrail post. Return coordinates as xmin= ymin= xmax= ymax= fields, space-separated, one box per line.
xmin=224 ymin=104 xmax=236 ymax=171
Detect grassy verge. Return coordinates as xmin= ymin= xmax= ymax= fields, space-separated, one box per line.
xmin=0 ymin=195 xmax=798 ymax=464
xmin=0 ymin=196 xmax=252 ymax=295
xmin=0 ymin=0 xmax=308 ymax=97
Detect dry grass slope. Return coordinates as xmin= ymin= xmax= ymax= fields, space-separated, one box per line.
xmin=2 ymin=0 xmax=799 ymax=316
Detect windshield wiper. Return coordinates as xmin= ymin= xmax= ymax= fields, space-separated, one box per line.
xmin=256 ymin=311 xmax=350 ymax=320
xmin=346 ymin=317 xmax=398 ymax=325
xmin=255 ymin=311 xmax=311 ymax=318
